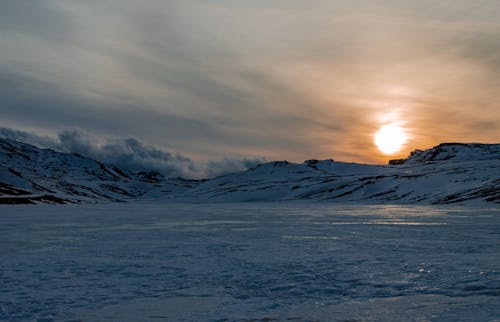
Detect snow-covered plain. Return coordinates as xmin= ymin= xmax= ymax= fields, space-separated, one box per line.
xmin=1 ymin=203 xmax=499 ymax=321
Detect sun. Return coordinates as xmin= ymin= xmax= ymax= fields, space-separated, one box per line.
xmin=374 ymin=123 xmax=408 ymax=155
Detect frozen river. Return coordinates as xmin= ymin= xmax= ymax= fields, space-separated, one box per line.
xmin=1 ymin=203 xmax=499 ymax=321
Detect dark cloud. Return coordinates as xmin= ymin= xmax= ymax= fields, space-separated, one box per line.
xmin=0 ymin=127 xmax=56 ymax=148
xmin=0 ymin=0 xmax=74 ymax=43
xmin=204 ymin=157 xmax=266 ymax=178
xmin=0 ymin=71 xmax=229 ymax=154
xmin=0 ymin=127 xmax=266 ymax=179
xmin=56 ymin=130 xmax=197 ymax=178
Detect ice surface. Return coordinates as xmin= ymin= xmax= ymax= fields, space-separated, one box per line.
xmin=0 ymin=203 xmax=499 ymax=321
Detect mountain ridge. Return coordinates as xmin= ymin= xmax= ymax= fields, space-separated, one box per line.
xmin=1 ymin=138 xmax=499 ymax=204
xmin=389 ymin=142 xmax=500 ymax=165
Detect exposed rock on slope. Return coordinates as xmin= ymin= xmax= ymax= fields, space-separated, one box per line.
xmin=390 ymin=143 xmax=500 ymax=165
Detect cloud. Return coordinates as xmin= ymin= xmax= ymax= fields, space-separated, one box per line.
xmin=0 ymin=127 xmax=266 ymax=179
xmin=204 ymin=157 xmax=266 ymax=178
xmin=0 ymin=1 xmax=498 ymax=165
xmin=0 ymin=127 xmax=57 ymax=148
xmin=0 ymin=0 xmax=74 ymax=43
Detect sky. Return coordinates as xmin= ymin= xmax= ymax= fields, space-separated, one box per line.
xmin=1 ymin=0 xmax=499 ymax=172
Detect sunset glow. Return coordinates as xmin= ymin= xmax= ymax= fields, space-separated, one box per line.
xmin=374 ymin=123 xmax=408 ymax=155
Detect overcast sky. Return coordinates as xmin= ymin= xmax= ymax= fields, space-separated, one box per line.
xmin=1 ymin=0 xmax=499 ymax=164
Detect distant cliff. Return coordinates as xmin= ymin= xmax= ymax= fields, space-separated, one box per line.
xmin=389 ymin=143 xmax=500 ymax=165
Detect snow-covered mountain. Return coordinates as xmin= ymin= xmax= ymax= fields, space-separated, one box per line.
xmin=389 ymin=143 xmax=500 ymax=164
xmin=1 ymin=138 xmax=499 ymax=204
xmin=0 ymin=138 xmax=197 ymax=204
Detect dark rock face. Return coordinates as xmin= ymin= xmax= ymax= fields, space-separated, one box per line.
xmin=0 ymin=194 xmax=66 ymax=205
xmin=388 ymin=159 xmax=406 ymax=165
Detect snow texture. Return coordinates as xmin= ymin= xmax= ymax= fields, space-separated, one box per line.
xmin=0 ymin=203 xmax=499 ymax=321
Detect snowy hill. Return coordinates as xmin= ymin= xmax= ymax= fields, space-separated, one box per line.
xmin=0 ymin=139 xmax=499 ymax=204
xmin=0 ymin=138 xmax=196 ymax=204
